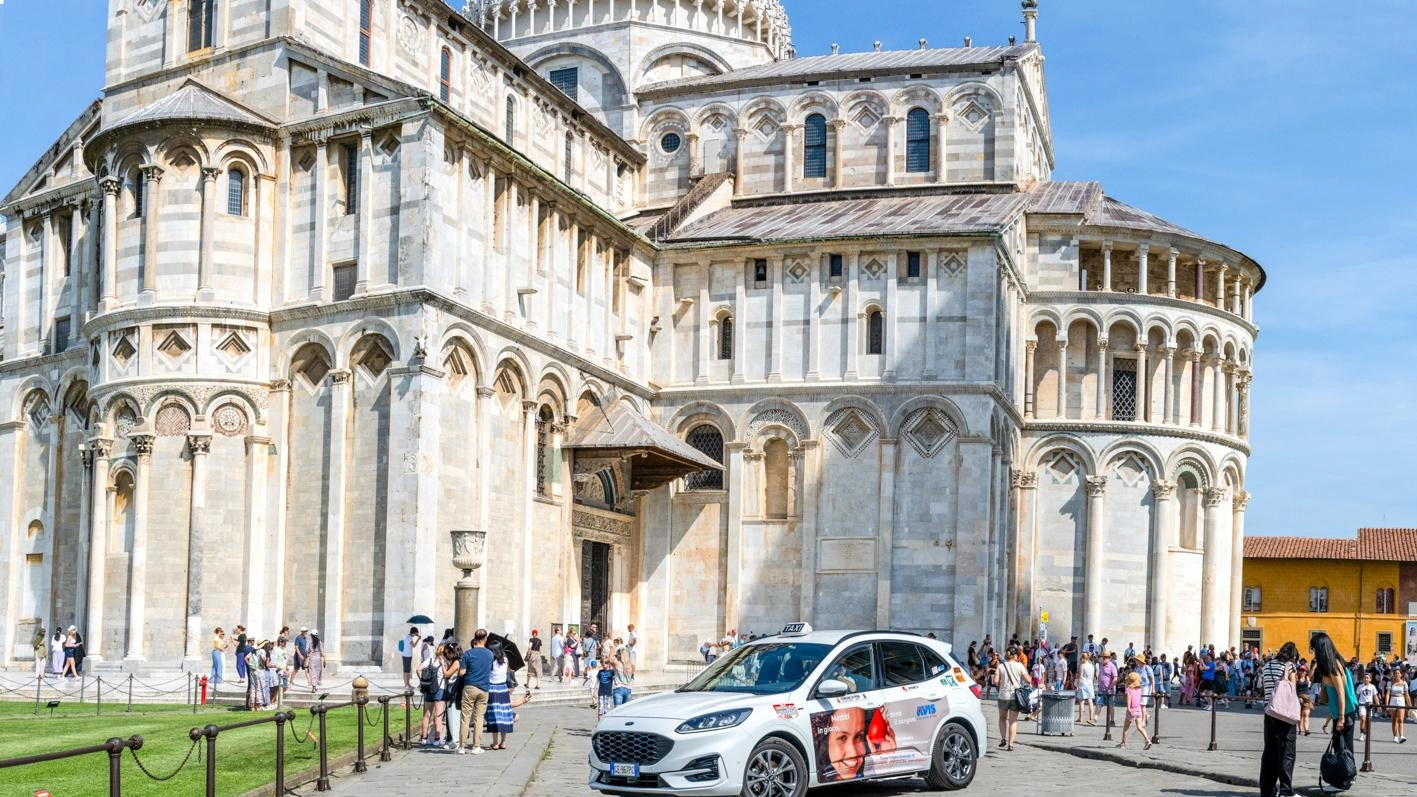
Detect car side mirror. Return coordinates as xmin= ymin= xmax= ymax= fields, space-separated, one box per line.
xmin=816 ymin=679 xmax=850 ymax=698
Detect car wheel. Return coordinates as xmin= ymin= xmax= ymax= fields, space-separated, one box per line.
xmin=740 ymin=737 xmax=806 ymax=797
xmin=926 ymin=722 xmax=978 ymax=790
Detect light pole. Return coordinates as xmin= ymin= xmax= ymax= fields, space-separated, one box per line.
xmin=451 ymin=530 xmax=488 ymax=647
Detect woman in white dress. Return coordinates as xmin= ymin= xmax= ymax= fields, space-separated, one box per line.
xmin=1076 ymin=652 xmax=1098 ymax=725
xmin=49 ymin=631 xmax=65 ymax=676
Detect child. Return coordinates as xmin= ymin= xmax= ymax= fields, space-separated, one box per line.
xmin=1117 ymin=671 xmax=1153 ymax=750
xmin=1356 ymin=672 xmax=1378 ymax=741
xmin=595 ymin=659 xmax=616 ymax=717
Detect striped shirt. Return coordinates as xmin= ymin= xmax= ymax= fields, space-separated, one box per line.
xmin=1260 ymin=659 xmax=1291 ymax=701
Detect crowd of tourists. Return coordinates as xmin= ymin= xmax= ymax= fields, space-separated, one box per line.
xmin=972 ymin=631 xmax=1415 ymax=795
xmin=30 ymin=624 xmax=87 ymax=679
xmin=209 ymin=625 xmax=325 ymax=711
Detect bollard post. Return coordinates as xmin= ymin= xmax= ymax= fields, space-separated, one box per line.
xmin=1151 ymin=693 xmax=1161 ymax=744
xmin=275 ymin=711 xmax=290 ymax=795
xmin=1207 ymin=692 xmax=1219 ymax=751
xmin=97 ymin=676 xmax=103 ymax=716
xmin=80 ymin=673 xmax=86 ymax=703
xmin=1360 ymin=714 xmax=1374 ymax=772
xmin=127 ymin=674 xmax=134 ymax=713
xmin=315 ymin=707 xmax=331 ymax=791
xmin=379 ymin=696 xmax=392 ymax=761
xmin=190 ymin=725 xmax=219 ymax=797
xmin=106 ymin=737 xmax=124 ymax=797
xmin=1103 ymin=692 xmax=1114 ymax=741
xmin=404 ymin=689 xmax=413 ymax=750
xmin=355 ymin=697 xmax=368 ymax=773
xmin=34 ymin=673 xmax=42 ymax=716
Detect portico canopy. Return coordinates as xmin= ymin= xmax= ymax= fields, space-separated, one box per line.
xmin=563 ymin=402 xmax=722 ymax=491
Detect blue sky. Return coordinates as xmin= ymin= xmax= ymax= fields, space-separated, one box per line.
xmin=2 ymin=1 xmax=1414 ymax=536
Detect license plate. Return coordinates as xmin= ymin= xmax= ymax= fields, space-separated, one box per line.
xmin=611 ymin=762 xmax=640 ymax=778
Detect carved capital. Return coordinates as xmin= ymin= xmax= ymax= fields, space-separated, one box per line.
xmin=1085 ymin=475 xmax=1108 ymax=497
xmin=1025 ymin=340 xmax=1037 ymax=354
xmin=1203 ymin=487 xmax=1228 ymax=507
xmin=99 ymin=176 xmax=122 ymax=196
xmin=187 ymin=434 xmax=212 ymax=455
xmin=268 ymin=378 xmax=292 ymax=393
xmin=826 ymin=119 xmax=848 ymax=130
xmin=329 ymin=369 xmax=352 ymax=385
xmin=1163 ymin=346 xmax=1176 ymax=359
xmin=476 ymin=386 xmax=496 ymax=399
xmin=743 ymin=449 xmax=765 ymax=462
xmin=131 ymin=433 xmax=155 ymax=457
xmin=1134 ymin=343 xmax=1148 ymax=354
xmin=140 ymin=164 xmax=164 ymax=183
xmin=79 ymin=449 xmax=94 ymax=468
xmin=1233 ymin=490 xmax=1251 ymax=511
xmin=1097 ymin=337 xmax=1109 ymax=350
xmin=200 ymin=166 xmax=221 ymax=183
xmin=1011 ymin=469 xmax=1038 ymax=490
xmin=1151 ymin=480 xmax=1177 ymax=501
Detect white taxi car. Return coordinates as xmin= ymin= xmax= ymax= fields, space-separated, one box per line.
xmin=588 ymin=624 xmax=987 ymax=797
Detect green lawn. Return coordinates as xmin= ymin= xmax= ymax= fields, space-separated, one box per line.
xmin=0 ymin=699 xmax=377 ymax=796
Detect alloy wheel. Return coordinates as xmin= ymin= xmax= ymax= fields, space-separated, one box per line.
xmin=744 ymin=747 xmax=800 ymax=797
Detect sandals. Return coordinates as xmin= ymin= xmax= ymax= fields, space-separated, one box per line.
xmin=1143 ymin=741 xmax=1153 ymax=750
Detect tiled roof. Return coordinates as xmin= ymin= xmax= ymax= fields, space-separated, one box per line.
xmin=1088 ymin=196 xmax=1205 ymax=239
xmin=1025 ymin=181 xmax=1101 ymax=215
xmin=1245 ymin=530 xmax=1417 ymax=562
xmin=105 ymin=79 xmax=274 ymax=133
xmin=564 ymin=401 xmax=721 ymax=471
xmin=666 ymin=191 xmax=1026 ymax=244
xmin=1357 ymin=528 xmax=1417 ymax=561
xmin=639 ymin=44 xmax=1037 ymax=94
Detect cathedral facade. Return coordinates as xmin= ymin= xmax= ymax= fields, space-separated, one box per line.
xmin=0 ymin=0 xmax=1261 ymax=671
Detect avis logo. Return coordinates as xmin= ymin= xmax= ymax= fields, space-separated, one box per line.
xmin=915 ymin=704 xmax=937 ymax=718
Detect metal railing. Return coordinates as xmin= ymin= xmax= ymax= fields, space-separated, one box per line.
xmin=0 ymin=736 xmax=143 ymax=797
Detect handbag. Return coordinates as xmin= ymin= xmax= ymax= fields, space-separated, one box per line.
xmin=1265 ymin=669 xmax=1301 ymax=725
xmin=1319 ymin=727 xmax=1356 ymax=790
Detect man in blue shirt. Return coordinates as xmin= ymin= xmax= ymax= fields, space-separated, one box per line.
xmin=455 ymin=629 xmax=493 ymax=754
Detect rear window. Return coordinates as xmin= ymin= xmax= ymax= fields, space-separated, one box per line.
xmin=880 ymin=641 xmax=927 ymax=686
xmin=919 ymin=645 xmax=950 ymax=678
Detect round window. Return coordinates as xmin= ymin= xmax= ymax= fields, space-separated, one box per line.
xmin=661 ymin=132 xmax=682 ymax=154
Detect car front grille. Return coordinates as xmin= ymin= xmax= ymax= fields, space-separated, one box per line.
xmin=592 ymin=731 xmax=673 ymax=765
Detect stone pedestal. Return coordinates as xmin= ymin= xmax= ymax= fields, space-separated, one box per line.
xmin=451 ymin=530 xmax=487 ymax=648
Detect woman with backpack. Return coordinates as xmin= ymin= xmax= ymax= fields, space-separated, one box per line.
xmin=418 ymin=636 xmax=444 ymax=746
xmin=1258 ymin=641 xmax=1299 ymax=797
xmin=992 ymin=646 xmax=1029 ymax=752
xmin=1311 ymin=632 xmax=1359 ymax=793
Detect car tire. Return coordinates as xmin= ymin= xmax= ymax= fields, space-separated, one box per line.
xmin=740 ymin=737 xmax=807 ymax=797
xmin=925 ymin=722 xmax=978 ymax=790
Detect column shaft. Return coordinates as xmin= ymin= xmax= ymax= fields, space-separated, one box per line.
xmin=185 ymin=436 xmax=211 ymax=658
xmin=1163 ymin=349 xmax=1176 ymax=425
xmin=312 ymin=143 xmax=328 ymax=300
xmin=844 ymin=252 xmax=859 ymax=380
xmin=69 ymin=203 xmax=87 ymax=335
xmin=198 ymin=168 xmax=218 ymax=298
xmin=724 ymin=443 xmax=746 ymax=630
xmin=1229 ymin=493 xmax=1250 ymax=648
xmin=884 ymin=117 xmax=899 ymax=186
xmin=830 ymin=121 xmax=845 ymax=188
xmin=1135 ymin=345 xmax=1149 ymax=422
xmin=934 ymin=114 xmax=949 ymax=183
xmin=245 ymin=434 xmax=272 ymax=633
xmin=85 ymin=440 xmax=113 ymax=659
xmin=1137 ymin=245 xmax=1149 ymax=295
xmin=1199 ymin=489 xmax=1225 ymax=646
xmin=1095 ymin=339 xmax=1109 ymax=420
xmin=1166 ymin=248 xmax=1177 ymax=298
xmin=40 ymin=213 xmax=53 ymax=351
xmin=1083 ymin=477 xmax=1107 ymax=640
xmin=1189 ymin=353 xmax=1202 ymax=426
xmin=1023 ymin=341 xmax=1036 ymax=419
xmin=876 ymin=440 xmax=897 ymax=628
xmin=101 ymin=179 xmax=119 ymax=307
xmin=1101 ymin=243 xmax=1113 ymax=292
xmin=1149 ymin=482 xmax=1176 ymax=651
xmin=141 ymin=167 xmax=162 ymax=295
xmin=126 ymin=435 xmax=155 ymax=659
xmin=322 ymin=372 xmax=351 ymax=662
xmin=355 ymin=131 xmax=374 ymax=293
xmin=782 ymin=125 xmax=797 ymax=193
xmin=1056 ymin=343 xmax=1068 ymax=419
xmin=1212 ymin=361 xmax=1226 ymax=432
xmin=732 ymin=130 xmax=747 ymax=195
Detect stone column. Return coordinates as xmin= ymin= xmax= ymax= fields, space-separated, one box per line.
xmin=198 ymin=167 xmax=219 ymax=300
xmin=85 ymin=438 xmax=113 ymax=660
xmin=1055 ymin=342 xmax=1068 ymax=419
xmin=844 ymin=252 xmax=859 ymax=380
xmin=934 ymin=113 xmax=950 ymax=183
xmin=1135 ymin=344 xmax=1149 ymax=422
xmin=141 ymin=165 xmax=163 ymax=297
xmin=323 ymin=369 xmax=352 ymax=663
xmin=1188 ymin=350 xmax=1202 ymax=427
xmin=806 ymin=258 xmax=821 ymax=381
xmin=724 ymin=442 xmax=747 ymax=630
xmin=1166 ymin=248 xmax=1178 ymax=298
xmin=798 ymin=440 xmax=822 ymax=620
xmin=1229 ymin=491 xmax=1250 ymax=647
xmin=686 ymin=131 xmax=701 ymax=175
xmin=883 ymin=116 xmax=900 ymax=186
xmin=781 ymin=124 xmax=798 ymax=193
xmin=881 ymin=260 xmax=897 ymax=381
xmin=1083 ymin=476 xmax=1107 ymax=640
xmin=1012 ymin=470 xmax=1038 ymax=639
xmin=829 ymin=120 xmax=846 ymax=188
xmin=244 ymin=434 xmax=272 ymax=632
xmin=1237 ymin=372 xmax=1252 ymax=438
xmin=1149 ymin=480 xmax=1176 ymax=651
xmin=1193 ymin=258 xmax=1206 ymax=303
xmin=1137 ymin=244 xmax=1149 ymax=295
xmin=519 ymin=400 xmax=537 ymax=636
xmin=126 ymin=433 xmax=155 ymax=661
xmin=732 ymin=264 xmax=746 ymax=384
xmin=39 ymin=212 xmax=53 ymax=352
xmin=1095 ymin=337 xmax=1109 ymax=420
xmin=69 ymin=201 xmax=87 ymax=337
xmin=1212 ymin=359 xmax=1227 ymax=432
xmin=355 ymin=129 xmax=374 ymax=294
xmin=1101 ymin=241 xmax=1113 ymax=292
xmin=311 ymin=143 xmax=329 ymax=301
xmin=875 ymin=439 xmax=897 ymax=628
xmin=768 ymin=256 xmax=783 ymax=381
xmin=1216 ymin=263 xmax=1228 ymax=309
xmin=1023 ymin=341 xmax=1037 ymax=419
xmin=451 ymin=530 xmax=487 ymax=649
xmin=732 ymin=128 xmax=747 ymax=195
xmin=1163 ymin=347 xmax=1176 ymax=425
xmin=100 ymin=177 xmax=121 ymax=309
xmin=184 ymin=434 xmax=212 ymax=660
xmin=1199 ymin=487 xmax=1227 ymax=646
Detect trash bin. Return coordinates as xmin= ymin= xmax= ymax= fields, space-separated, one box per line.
xmin=1038 ymin=690 xmax=1076 ymax=736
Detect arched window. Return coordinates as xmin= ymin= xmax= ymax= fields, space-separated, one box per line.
xmin=112 ymin=470 xmax=135 ymax=552
xmin=684 ymin=425 xmax=724 ymax=491
xmin=906 ymin=108 xmax=931 ymax=173
xmin=1308 ymin=586 xmax=1329 ymax=613
xmin=439 ymin=47 xmax=452 ymax=102
xmin=1177 ymin=470 xmax=1202 ymax=549
xmin=763 ymin=438 xmax=790 ymax=519
xmin=131 ymin=170 xmax=145 ymax=218
xmin=1377 ymin=587 xmax=1396 ymax=614
xmin=188 ymin=0 xmax=215 ymax=52
xmin=866 ymin=309 xmax=884 ymax=355
xmin=718 ymin=316 xmax=734 ymax=360
xmin=505 ymin=95 xmax=516 ymax=143
xmin=535 ymin=405 xmax=557 ymax=496
xmin=803 ymin=113 xmax=827 ymax=179
xmin=358 ymin=0 xmax=373 ymax=66
xmin=226 ymin=167 xmax=247 ymax=216
xmin=1242 ymin=586 xmax=1261 ymax=612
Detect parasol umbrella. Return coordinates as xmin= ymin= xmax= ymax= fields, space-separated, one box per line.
xmin=405 ymin=614 xmax=435 ymax=625
xmin=487 ymin=633 xmax=526 ymax=672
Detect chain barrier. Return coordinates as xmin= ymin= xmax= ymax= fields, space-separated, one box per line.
xmin=128 ymin=737 xmax=201 ymax=782
xmin=288 ymin=710 xmax=319 ymax=748
xmin=365 ymin=701 xmax=384 ymax=728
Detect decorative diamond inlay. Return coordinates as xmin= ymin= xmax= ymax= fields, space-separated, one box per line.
xmin=112 ymin=334 xmax=137 ymax=368
xmin=853 ymin=106 xmax=882 ymax=130
xmin=825 ymin=408 xmax=878 ymax=459
xmin=157 ymin=330 xmax=193 ymax=361
xmin=958 ymin=101 xmax=990 ymax=131
xmin=754 ymin=116 xmax=779 ymax=139
xmin=862 ymin=258 xmax=886 ymax=279
xmin=903 ymin=408 xmax=956 ymax=459
xmin=787 ymin=260 xmax=809 ymax=282
xmin=940 ymin=252 xmax=967 ymax=277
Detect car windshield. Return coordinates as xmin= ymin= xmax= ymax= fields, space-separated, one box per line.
xmin=679 ymin=642 xmax=832 ymax=695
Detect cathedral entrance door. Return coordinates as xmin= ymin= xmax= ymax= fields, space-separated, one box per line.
xmin=580 ymin=540 xmax=611 ymax=632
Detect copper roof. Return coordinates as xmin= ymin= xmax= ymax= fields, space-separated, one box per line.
xmin=1245 ymin=529 xmax=1417 ymax=562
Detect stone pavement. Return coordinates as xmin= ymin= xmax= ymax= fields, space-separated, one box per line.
xmin=1017 ymin=700 xmax=1416 ymax=795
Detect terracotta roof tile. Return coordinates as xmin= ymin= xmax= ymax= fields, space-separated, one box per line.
xmin=1244 ymin=536 xmax=1357 ymax=560
xmin=1357 ymin=528 xmax=1417 ymax=561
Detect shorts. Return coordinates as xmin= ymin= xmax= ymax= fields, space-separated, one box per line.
xmin=402 ymin=656 xmax=412 ymax=674
xmin=998 ymin=698 xmax=1022 ymax=713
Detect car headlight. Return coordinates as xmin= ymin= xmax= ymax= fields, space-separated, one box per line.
xmin=675 ymin=708 xmax=753 ymax=733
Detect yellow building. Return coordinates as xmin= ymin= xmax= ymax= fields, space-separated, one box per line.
xmin=1241 ymin=529 xmax=1417 ymax=660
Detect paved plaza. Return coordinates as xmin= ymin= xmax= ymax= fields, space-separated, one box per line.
xmin=290 ymin=702 xmax=1416 ymax=797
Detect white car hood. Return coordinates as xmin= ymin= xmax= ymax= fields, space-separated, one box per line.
xmin=607 ymin=689 xmax=776 ymax=720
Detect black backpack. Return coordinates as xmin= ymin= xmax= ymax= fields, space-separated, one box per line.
xmin=418 ymin=665 xmax=437 ymax=696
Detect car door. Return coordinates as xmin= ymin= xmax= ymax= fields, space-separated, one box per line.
xmin=806 ymin=643 xmax=880 ymax=785
xmin=859 ymin=640 xmax=942 ymax=777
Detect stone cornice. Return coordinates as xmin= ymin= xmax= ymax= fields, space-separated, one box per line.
xmin=284 ymin=99 xmax=429 ymax=143
xmin=84 ymin=304 xmax=271 ymax=338
xmin=1023 ymin=419 xmax=1250 ymax=456
xmin=657 ymin=380 xmax=1026 ymax=428
xmin=2 ymin=179 xmax=99 ymax=220
xmin=1027 ymin=290 xmax=1258 ymax=338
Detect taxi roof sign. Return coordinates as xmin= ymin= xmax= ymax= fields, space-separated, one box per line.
xmin=781 ymin=622 xmax=812 ymax=636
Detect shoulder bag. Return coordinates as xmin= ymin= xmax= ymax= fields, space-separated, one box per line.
xmin=1264 ymin=666 xmax=1301 ymax=725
